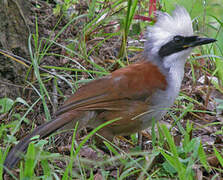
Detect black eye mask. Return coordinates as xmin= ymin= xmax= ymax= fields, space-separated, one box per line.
xmin=158 ymin=35 xmax=198 ymax=58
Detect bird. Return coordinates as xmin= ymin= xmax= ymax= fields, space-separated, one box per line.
xmin=4 ymin=6 xmax=216 ymax=170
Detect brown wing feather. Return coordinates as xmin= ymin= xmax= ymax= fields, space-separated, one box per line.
xmin=56 ymin=60 xmax=167 ymax=116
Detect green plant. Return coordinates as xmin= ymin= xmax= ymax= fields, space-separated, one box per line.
xmin=159 ymin=124 xmax=209 ymax=180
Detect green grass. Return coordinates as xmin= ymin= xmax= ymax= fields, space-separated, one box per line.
xmin=1 ymin=0 xmax=222 ymax=179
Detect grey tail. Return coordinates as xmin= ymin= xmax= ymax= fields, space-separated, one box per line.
xmin=4 ymin=116 xmax=73 ymax=170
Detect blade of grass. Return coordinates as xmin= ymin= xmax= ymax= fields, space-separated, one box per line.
xmin=198 ymin=142 xmax=210 ymax=172
xmin=74 ymin=118 xmax=120 ymax=156
xmin=23 ymin=143 xmax=36 ymax=178
xmin=119 ymin=0 xmax=138 ymax=58
xmin=213 ymin=146 xmax=223 ymax=167
xmin=28 ymin=35 xmax=51 ymax=121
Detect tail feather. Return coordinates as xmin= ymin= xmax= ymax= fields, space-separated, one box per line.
xmin=4 ymin=115 xmax=74 ymax=169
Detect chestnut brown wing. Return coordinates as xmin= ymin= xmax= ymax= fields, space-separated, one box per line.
xmin=56 ymin=61 xmax=167 ymax=116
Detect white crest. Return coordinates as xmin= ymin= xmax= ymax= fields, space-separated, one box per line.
xmin=146 ymin=6 xmax=193 ymax=57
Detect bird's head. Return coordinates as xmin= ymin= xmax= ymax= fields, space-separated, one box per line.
xmin=145 ymin=6 xmax=216 ymax=69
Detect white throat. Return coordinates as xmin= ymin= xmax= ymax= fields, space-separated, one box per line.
xmin=141 ymin=48 xmax=192 ymax=128
xmin=153 ymin=48 xmax=192 ymax=107
xmin=140 ymin=53 xmax=189 ymax=129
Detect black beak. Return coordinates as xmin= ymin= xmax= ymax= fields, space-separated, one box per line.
xmin=159 ymin=35 xmax=217 ymax=58
xmin=189 ymin=37 xmax=217 ymax=47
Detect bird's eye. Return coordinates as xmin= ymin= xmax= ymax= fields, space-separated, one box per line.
xmin=173 ymin=35 xmax=183 ymax=43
